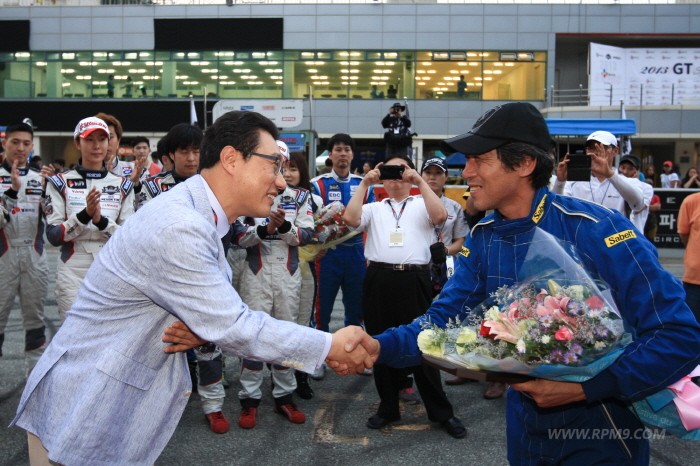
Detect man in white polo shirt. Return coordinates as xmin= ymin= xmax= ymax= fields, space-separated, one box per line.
xmin=552 ymin=130 xmax=644 ymax=217
xmin=343 ymin=155 xmax=466 ymax=439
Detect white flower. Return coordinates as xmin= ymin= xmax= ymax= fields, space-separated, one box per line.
xmin=594 ymin=341 xmax=607 ymax=350
xmin=417 ymin=329 xmax=445 ymax=357
xmin=455 ymin=328 xmax=477 ymax=355
xmin=568 ymin=285 xmax=585 ymax=301
xmin=540 ymin=335 xmax=551 ymax=344
xmin=486 ymin=306 xmax=501 ymax=321
xmin=516 ymin=339 xmax=527 ymax=353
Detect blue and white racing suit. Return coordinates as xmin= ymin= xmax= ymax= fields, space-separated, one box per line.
xmin=310 ymin=170 xmax=374 ymax=331
xmin=376 ymin=187 xmax=700 ymax=465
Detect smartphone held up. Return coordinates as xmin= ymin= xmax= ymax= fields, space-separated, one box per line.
xmin=566 ymin=150 xmax=591 ymax=182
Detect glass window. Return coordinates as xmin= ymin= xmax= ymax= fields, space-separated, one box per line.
xmin=0 ymin=48 xmax=545 ymax=101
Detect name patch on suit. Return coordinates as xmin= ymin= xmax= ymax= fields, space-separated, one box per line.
xmin=604 ymin=229 xmax=636 ymax=247
xmin=459 ymin=246 xmax=470 ymax=257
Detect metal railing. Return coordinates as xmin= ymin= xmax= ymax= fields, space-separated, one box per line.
xmin=548 ymin=84 xmax=700 ymax=107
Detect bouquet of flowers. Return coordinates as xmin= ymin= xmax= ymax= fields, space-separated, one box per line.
xmin=418 ymin=228 xmax=630 ymax=383
xmin=299 ymin=201 xmax=359 ymax=261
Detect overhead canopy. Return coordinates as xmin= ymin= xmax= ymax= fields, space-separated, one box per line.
xmin=545 ymin=119 xmax=637 ymax=136
xmin=445 ymin=152 xmax=466 ymax=167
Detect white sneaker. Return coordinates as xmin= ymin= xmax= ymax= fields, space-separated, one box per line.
xmin=311 ymin=363 xmax=326 ymax=380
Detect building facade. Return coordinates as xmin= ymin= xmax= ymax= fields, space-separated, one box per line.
xmin=0 ymin=2 xmax=699 ymax=173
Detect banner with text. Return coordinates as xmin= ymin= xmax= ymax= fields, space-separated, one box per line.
xmin=212 ymin=100 xmax=304 ymax=128
xmin=589 ymin=43 xmax=700 ymax=106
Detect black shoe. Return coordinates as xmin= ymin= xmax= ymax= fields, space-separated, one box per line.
xmin=295 ymin=371 xmax=314 ymax=400
xmin=366 ymin=413 xmax=400 ymax=429
xmin=441 ymin=417 xmax=467 ymax=439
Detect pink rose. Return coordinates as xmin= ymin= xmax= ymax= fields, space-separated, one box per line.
xmin=554 ymin=326 xmax=574 ymax=341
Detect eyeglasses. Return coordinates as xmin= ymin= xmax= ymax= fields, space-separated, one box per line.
xmin=250 ymin=152 xmax=285 ymax=176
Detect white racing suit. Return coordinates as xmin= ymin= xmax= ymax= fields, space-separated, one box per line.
xmin=297 ymin=192 xmax=323 ymax=327
xmin=0 ymin=163 xmax=48 ymax=373
xmin=44 ymin=166 xmax=135 ymax=320
xmin=234 ymin=186 xmax=314 ymax=408
xmin=139 ymin=170 xmax=226 ymax=415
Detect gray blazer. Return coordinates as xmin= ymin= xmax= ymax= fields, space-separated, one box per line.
xmin=11 ymin=175 xmax=328 ymax=465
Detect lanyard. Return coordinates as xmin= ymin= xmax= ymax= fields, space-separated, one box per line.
xmin=589 ymin=179 xmax=611 ymax=206
xmin=388 ymin=199 xmax=407 ymax=229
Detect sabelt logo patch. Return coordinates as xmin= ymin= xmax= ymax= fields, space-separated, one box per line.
xmin=459 ymin=246 xmax=470 ymax=257
xmin=531 ymin=195 xmax=547 ymax=224
xmin=102 ymin=186 xmax=119 ymax=195
xmin=604 ymin=229 xmax=636 ymax=247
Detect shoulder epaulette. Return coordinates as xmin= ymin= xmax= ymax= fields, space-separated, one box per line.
xmin=46 ymin=173 xmax=66 ymax=193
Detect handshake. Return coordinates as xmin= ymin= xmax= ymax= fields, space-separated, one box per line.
xmin=162 ymin=323 xmax=379 ymax=376
xmin=325 ymin=325 xmax=380 ymax=375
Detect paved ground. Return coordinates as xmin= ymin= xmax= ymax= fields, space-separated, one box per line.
xmin=0 ymin=247 xmax=697 ymax=466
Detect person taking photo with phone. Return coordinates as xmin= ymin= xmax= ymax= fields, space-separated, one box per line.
xmin=552 ymin=130 xmax=644 ymax=218
xmin=342 ymin=156 xmax=467 ymax=439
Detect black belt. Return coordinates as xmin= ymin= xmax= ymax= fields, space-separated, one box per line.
xmin=368 ymin=261 xmax=429 ymax=272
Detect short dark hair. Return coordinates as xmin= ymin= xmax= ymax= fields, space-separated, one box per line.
xmin=5 ymin=122 xmax=34 ymax=138
xmin=132 ymin=136 xmax=150 ymax=147
xmin=384 ymin=154 xmax=415 ymax=170
xmin=288 ymin=152 xmax=311 ymax=191
xmin=200 ymin=111 xmax=279 ymax=170
xmin=54 ymin=158 xmax=65 ymax=166
xmin=162 ymin=123 xmax=203 ymax=155
xmin=326 ymin=133 xmax=355 ymax=154
xmin=496 ymin=142 xmax=553 ymax=189
xmin=155 ymin=138 xmax=167 ymax=162
xmin=95 ymin=112 xmax=123 ymax=141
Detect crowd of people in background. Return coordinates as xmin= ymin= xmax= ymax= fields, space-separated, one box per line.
xmin=1 ymin=107 xmax=699 ymax=465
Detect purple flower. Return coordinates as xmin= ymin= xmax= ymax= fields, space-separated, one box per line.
xmin=550 ymin=348 xmax=564 ymax=363
xmin=567 ymin=301 xmax=584 ymax=316
xmin=563 ymin=352 xmax=579 ymax=364
xmin=570 ymin=342 xmax=584 ymax=355
xmin=540 ymin=315 xmax=554 ymax=328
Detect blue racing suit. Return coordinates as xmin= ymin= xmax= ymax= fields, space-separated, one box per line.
xmin=310 ymin=171 xmax=374 ymax=331
xmin=376 ymin=187 xmax=700 ymax=465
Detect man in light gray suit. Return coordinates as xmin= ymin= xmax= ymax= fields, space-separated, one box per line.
xmin=11 ymin=111 xmax=377 ymax=466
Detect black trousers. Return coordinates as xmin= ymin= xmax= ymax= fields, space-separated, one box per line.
xmin=363 ymin=265 xmax=454 ymax=422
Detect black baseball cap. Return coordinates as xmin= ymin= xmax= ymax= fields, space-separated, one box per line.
xmin=421 ymin=157 xmax=447 ymax=174
xmin=442 ymin=102 xmax=550 ymax=156
xmin=619 ymin=155 xmax=641 ymax=169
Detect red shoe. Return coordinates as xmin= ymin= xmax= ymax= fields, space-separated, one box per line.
xmin=275 ymin=403 xmax=306 ymax=424
xmin=238 ymin=407 xmax=257 ymax=429
xmin=205 ymin=411 xmax=230 ymax=434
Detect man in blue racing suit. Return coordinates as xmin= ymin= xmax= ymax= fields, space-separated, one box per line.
xmin=347 ymin=103 xmax=700 ymax=464
xmin=310 ymin=134 xmax=375 ymax=338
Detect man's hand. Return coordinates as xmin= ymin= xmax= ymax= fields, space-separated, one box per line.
xmin=587 ymin=142 xmax=614 ymax=179
xmin=326 ymin=326 xmax=380 ymax=375
xmin=162 ymin=321 xmax=207 ymax=353
xmin=10 ymin=160 xmax=21 ymax=191
xmin=510 ymin=379 xmax=586 ymax=408
xmin=555 ymin=153 xmax=569 ymax=182
xmin=130 ymin=157 xmax=147 ymax=183
xmin=402 ymin=167 xmax=422 ymax=185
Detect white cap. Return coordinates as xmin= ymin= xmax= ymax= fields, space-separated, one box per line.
xmin=586 ymin=130 xmax=617 ymax=148
xmin=276 ymin=140 xmax=290 ymax=160
xmin=74 ymin=117 xmax=110 ymax=140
